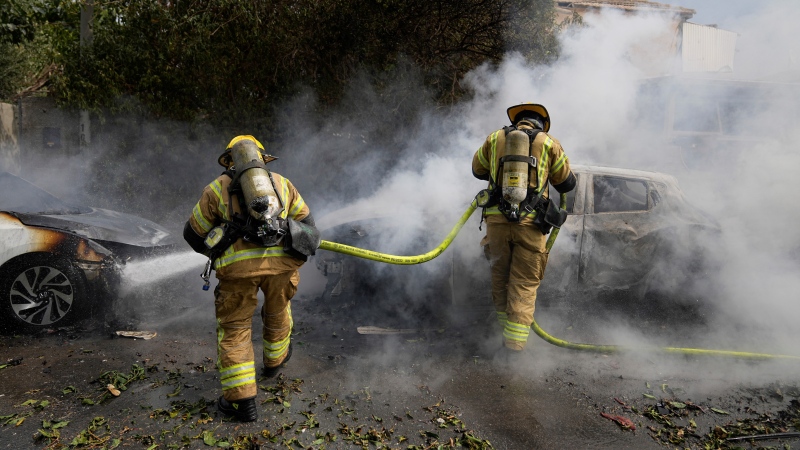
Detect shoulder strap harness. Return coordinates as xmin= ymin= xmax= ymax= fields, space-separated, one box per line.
xmin=479 ymin=126 xmax=547 ymax=225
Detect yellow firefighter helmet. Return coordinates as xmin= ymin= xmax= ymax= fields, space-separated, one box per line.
xmin=506 ymin=103 xmax=550 ymax=132
xmin=218 ymin=135 xmax=277 ymax=168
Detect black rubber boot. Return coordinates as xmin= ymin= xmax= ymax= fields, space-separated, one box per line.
xmin=263 ymin=343 xmax=292 ymax=378
xmin=217 ymin=396 xmax=258 ymax=422
xmin=493 ymin=344 xmax=523 ymax=368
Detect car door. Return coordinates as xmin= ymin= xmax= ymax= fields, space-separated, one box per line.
xmin=540 ymin=172 xmax=584 ymax=300
xmin=579 ymin=173 xmax=659 ymax=290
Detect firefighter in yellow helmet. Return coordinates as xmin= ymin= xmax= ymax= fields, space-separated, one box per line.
xmin=184 ymin=135 xmax=319 ymax=422
xmin=471 ymin=104 xmax=576 ymax=361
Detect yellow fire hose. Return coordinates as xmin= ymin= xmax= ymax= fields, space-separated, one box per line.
xmin=318 ymin=200 xmax=479 ymax=265
xmin=319 ymin=193 xmax=800 ymax=361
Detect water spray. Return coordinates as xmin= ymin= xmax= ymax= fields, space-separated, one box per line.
xmin=121 ymin=250 xmax=207 ymax=288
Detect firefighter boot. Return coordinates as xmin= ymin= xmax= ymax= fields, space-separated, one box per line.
xmin=218 ymin=396 xmax=258 ymax=422
xmin=263 ymin=343 xmax=293 ymax=378
xmin=493 ymin=345 xmax=523 ymax=369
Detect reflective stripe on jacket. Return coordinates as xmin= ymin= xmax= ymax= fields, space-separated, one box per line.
xmin=188 ymin=172 xmax=308 ymax=278
xmin=471 ymin=124 xmax=572 ymax=225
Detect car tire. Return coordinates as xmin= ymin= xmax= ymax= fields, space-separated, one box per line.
xmin=0 ymin=253 xmax=89 ymax=333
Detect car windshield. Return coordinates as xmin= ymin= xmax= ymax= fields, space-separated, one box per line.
xmin=0 ymin=172 xmax=90 ymax=214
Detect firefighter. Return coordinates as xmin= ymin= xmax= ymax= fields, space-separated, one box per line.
xmin=471 ymin=103 xmax=576 ymax=360
xmin=184 ymin=135 xmax=319 ymax=422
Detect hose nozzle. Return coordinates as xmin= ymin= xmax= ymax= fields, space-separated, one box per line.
xmin=201 ymin=259 xmax=212 ymax=291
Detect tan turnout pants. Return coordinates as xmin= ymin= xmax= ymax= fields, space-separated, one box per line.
xmin=484 ymin=221 xmax=548 ymax=350
xmin=214 ymin=270 xmax=299 ymax=401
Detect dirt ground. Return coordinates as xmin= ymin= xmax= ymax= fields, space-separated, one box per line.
xmin=1 ymin=262 xmax=800 ymax=450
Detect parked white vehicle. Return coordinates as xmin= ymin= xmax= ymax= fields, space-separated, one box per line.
xmin=0 ymin=172 xmax=176 ymax=332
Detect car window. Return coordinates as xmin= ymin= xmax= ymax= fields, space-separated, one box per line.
xmin=548 ymin=174 xmax=578 ymax=213
xmin=0 ymin=172 xmax=89 ymax=214
xmin=593 ymin=176 xmax=648 ymax=213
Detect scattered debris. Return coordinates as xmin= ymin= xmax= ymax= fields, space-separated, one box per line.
xmin=34 ymin=419 xmax=70 ymax=445
xmin=0 ymin=356 xmax=23 ymax=370
xmin=89 ymin=364 xmax=148 ymax=404
xmin=106 ymin=384 xmax=121 ymax=397
xmin=727 ymin=431 xmax=800 ymax=442
xmin=357 ymin=326 xmax=420 ymax=335
xmin=115 ymin=330 xmax=157 ymax=340
xmin=70 ymin=416 xmax=116 ymax=447
xmin=600 ymin=412 xmax=636 ymax=431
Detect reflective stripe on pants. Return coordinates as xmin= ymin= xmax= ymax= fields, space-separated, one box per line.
xmin=214 ymin=269 xmax=299 ymax=401
xmin=484 ymin=221 xmax=548 ymax=350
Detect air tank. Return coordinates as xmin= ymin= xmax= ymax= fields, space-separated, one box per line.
xmin=229 ymin=139 xmax=283 ymax=220
xmin=502 ymin=130 xmax=530 ymax=213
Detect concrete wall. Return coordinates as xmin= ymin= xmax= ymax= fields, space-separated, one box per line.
xmin=682 ymin=22 xmax=738 ymax=73
xmin=17 ymin=96 xmax=81 ymax=171
xmin=0 ymin=103 xmax=20 ymax=174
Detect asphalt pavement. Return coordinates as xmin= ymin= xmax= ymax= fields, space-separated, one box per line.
xmin=1 ymin=265 xmax=799 ymax=449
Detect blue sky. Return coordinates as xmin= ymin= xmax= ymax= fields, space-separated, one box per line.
xmin=659 ymin=0 xmax=771 ymax=26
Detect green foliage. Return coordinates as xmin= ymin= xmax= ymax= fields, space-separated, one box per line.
xmin=45 ymin=0 xmax=559 ymax=127
xmin=505 ymin=0 xmax=560 ymax=64
xmin=0 ymin=0 xmax=63 ymax=45
xmin=0 ymin=0 xmax=64 ymax=101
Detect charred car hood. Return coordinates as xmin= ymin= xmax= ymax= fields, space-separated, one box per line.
xmin=11 ymin=208 xmax=175 ymax=248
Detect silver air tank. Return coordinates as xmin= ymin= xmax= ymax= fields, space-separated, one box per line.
xmin=502 ymin=130 xmax=530 ymax=214
xmin=229 ymin=140 xmax=283 ymax=220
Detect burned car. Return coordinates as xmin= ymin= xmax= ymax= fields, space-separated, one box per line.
xmin=314 ymin=165 xmax=720 ymax=322
xmin=0 ymin=171 xmax=177 ymax=332
xmin=534 ymin=165 xmax=720 ymax=311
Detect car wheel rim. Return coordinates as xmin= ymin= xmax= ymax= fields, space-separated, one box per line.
xmin=9 ymin=265 xmax=74 ymax=326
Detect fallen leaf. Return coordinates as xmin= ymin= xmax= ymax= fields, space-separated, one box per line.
xmin=600 ymin=412 xmax=636 ymax=431
xmin=202 ymin=430 xmax=217 ymax=445
xmin=52 ymin=421 xmax=69 ymax=429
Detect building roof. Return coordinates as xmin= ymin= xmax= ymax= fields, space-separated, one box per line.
xmin=555 ymin=1 xmax=695 ymax=18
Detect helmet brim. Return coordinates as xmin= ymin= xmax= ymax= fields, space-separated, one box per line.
xmin=507 ymin=104 xmax=550 ymax=131
xmin=219 ymin=135 xmax=277 ymax=167
xmin=217 ymin=151 xmax=278 ymax=168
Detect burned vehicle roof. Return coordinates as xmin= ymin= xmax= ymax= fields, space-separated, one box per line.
xmin=534 ymin=164 xmax=722 ymax=316
xmin=0 ymin=171 xmax=179 ymax=332
xmin=568 ymin=164 xmax=718 ymax=228
xmin=0 ymin=171 xmax=175 ymax=252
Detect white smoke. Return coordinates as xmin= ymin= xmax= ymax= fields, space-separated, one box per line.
xmin=8 ymin=0 xmax=799 ymax=359
xmin=306 ymin=3 xmax=800 ymax=356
